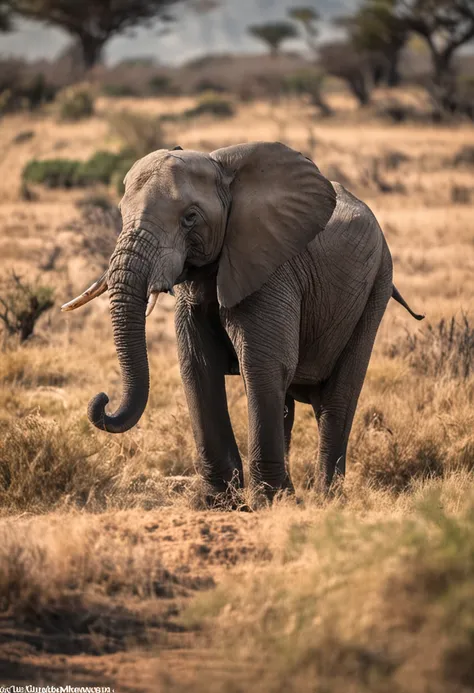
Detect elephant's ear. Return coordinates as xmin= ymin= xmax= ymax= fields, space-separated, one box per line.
xmin=210 ymin=142 xmax=336 ymax=308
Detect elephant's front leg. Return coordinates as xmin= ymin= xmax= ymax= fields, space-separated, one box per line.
xmin=245 ymin=375 xmax=294 ymax=499
xmin=175 ymin=300 xmax=243 ymax=493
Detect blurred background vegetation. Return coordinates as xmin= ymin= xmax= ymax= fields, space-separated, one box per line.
xmin=1 ymin=0 xmax=474 ymax=123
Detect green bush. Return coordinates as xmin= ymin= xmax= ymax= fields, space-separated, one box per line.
xmin=75 ymin=151 xmax=124 ymax=186
xmin=23 ymin=151 xmax=129 ymax=190
xmin=147 ymin=74 xmax=178 ymax=96
xmin=58 ymin=86 xmax=94 ymax=121
xmin=185 ymin=92 xmax=235 ymax=119
xmin=101 ymin=83 xmax=137 ymax=98
xmin=283 ymin=69 xmax=323 ymax=95
xmin=22 ymin=159 xmax=81 ymax=188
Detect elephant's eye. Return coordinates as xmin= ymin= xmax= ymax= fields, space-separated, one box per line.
xmin=182 ymin=211 xmax=198 ymax=229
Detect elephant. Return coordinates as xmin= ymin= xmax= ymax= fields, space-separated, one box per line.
xmin=62 ymin=141 xmax=424 ymax=500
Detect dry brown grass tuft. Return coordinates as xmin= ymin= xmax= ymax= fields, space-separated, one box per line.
xmin=388 ymin=315 xmax=474 ymax=380
xmin=0 ymin=515 xmax=190 ymax=657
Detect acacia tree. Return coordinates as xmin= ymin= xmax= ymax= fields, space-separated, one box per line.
xmin=340 ymin=0 xmax=408 ymax=86
xmin=8 ymin=0 xmax=183 ymax=69
xmin=399 ymin=0 xmax=474 ymax=116
xmin=248 ymin=21 xmax=298 ymax=57
xmin=319 ymin=40 xmax=376 ymax=106
xmin=288 ymin=6 xmax=319 ymax=53
xmin=400 ymin=0 xmax=474 ymax=81
xmin=287 ymin=6 xmax=333 ymax=116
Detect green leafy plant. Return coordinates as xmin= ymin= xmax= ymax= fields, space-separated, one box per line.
xmin=22 ymin=151 xmax=130 ymax=190
xmin=101 ymin=83 xmax=137 ymax=97
xmin=185 ymin=93 xmax=235 ymax=119
xmin=22 ymin=159 xmax=81 ymax=188
xmin=147 ymin=74 xmax=178 ymax=96
xmin=76 ymin=151 xmax=124 ymax=186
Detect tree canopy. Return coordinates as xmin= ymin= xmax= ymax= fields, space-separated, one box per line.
xmin=288 ymin=6 xmax=320 ymax=54
xmin=7 ymin=0 xmax=183 ymax=68
xmin=336 ymin=0 xmax=408 ymax=85
xmin=399 ymin=0 xmax=474 ymax=78
xmin=248 ymin=21 xmax=298 ymax=57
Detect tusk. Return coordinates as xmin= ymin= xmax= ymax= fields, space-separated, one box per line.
xmin=146 ymin=291 xmax=159 ymax=317
xmin=61 ymin=271 xmax=108 ymax=312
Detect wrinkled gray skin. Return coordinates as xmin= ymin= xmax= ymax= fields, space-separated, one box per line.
xmin=63 ymin=142 xmax=423 ymax=500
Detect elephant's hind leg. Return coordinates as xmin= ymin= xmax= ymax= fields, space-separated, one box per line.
xmin=312 ymin=268 xmax=392 ymax=491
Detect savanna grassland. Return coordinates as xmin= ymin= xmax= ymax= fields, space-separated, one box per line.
xmin=1 ymin=88 xmax=474 ymax=692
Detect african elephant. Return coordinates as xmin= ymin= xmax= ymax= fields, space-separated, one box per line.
xmin=62 ymin=142 xmax=423 ymax=500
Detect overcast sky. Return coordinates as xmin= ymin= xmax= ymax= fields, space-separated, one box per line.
xmin=0 ymin=0 xmax=354 ymax=65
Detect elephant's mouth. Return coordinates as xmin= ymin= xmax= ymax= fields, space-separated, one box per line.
xmin=175 ymin=260 xmax=220 ymax=284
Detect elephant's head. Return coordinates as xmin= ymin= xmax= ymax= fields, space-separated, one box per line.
xmin=62 ymin=142 xmax=336 ymax=433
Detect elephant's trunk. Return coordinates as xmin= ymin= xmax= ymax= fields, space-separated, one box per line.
xmin=88 ymin=235 xmax=152 ymax=434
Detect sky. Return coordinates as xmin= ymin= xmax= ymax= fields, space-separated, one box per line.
xmin=0 ymin=0 xmax=355 ymax=66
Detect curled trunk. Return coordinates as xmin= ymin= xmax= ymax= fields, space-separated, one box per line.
xmin=88 ymin=241 xmax=151 ymax=433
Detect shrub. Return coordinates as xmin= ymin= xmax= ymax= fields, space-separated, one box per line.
xmin=22 ymin=151 xmax=131 ymax=191
xmin=101 ymin=83 xmax=137 ymax=98
xmin=109 ymin=111 xmax=167 ymax=158
xmin=388 ymin=316 xmax=474 ymax=380
xmin=75 ymin=151 xmax=124 ymax=186
xmin=378 ymin=102 xmax=417 ymax=123
xmin=0 ymin=273 xmax=54 ymax=343
xmin=453 ymin=144 xmax=474 ymax=167
xmin=383 ymin=150 xmax=410 ymax=170
xmin=185 ymin=93 xmax=235 ymax=119
xmin=0 ymin=415 xmax=109 ymax=513
xmin=194 ymin=78 xmax=227 ymax=94
xmin=451 ymin=185 xmax=473 ymax=204
xmin=147 ymin=74 xmax=178 ymax=96
xmin=22 ymin=159 xmax=81 ymax=188
xmin=283 ymin=69 xmax=323 ymax=96
xmin=12 ymin=130 xmax=35 ymax=145
xmin=58 ymin=86 xmax=94 ymax=121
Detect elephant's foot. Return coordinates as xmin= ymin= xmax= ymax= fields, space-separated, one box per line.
xmin=198 ymin=467 xmax=246 ymax=511
xmin=203 ymin=482 xmax=250 ymax=511
xmin=249 ymin=460 xmax=295 ymax=505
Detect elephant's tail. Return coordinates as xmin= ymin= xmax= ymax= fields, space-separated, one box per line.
xmin=391 ymin=285 xmax=425 ymax=321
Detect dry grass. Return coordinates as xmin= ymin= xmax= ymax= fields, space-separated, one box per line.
xmin=0 ymin=90 xmax=474 ymax=690
xmin=177 ymin=480 xmax=474 ymax=693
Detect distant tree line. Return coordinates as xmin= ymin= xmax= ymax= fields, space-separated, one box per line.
xmin=248 ymin=0 xmax=474 ymax=118
xmin=2 ymin=0 xmax=474 ymax=119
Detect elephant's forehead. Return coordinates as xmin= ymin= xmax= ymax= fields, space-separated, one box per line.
xmin=126 ymin=150 xmax=217 ymax=204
